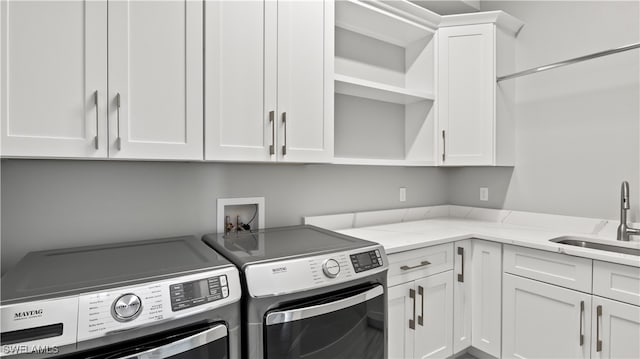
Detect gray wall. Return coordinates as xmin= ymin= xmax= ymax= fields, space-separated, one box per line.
xmin=0 ymin=160 xmax=449 ymax=273
xmin=450 ymin=1 xmax=640 ymax=220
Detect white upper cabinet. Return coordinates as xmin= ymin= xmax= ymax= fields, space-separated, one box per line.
xmin=1 ymin=0 xmax=203 ymax=160
xmin=108 ymin=0 xmax=203 ymax=160
xmin=333 ymin=0 xmax=438 ymax=166
xmin=205 ymin=0 xmax=333 ymax=163
xmin=1 ymin=0 xmax=107 ymax=158
xmin=437 ymin=12 xmax=523 ymax=166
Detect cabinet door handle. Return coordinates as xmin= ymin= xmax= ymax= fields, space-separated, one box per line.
xmin=418 ymin=285 xmax=424 ymax=326
xmin=115 ymin=93 xmax=122 ymax=150
xmin=442 ymin=130 xmax=446 ymax=162
xmin=596 ymin=305 xmax=602 ymax=352
xmin=457 ymin=247 xmax=464 ymax=282
xmin=409 ymin=288 xmax=416 ymax=330
xmin=400 ymin=260 xmax=431 ymax=271
xmin=268 ymin=111 xmax=275 ymax=155
xmin=93 ymin=90 xmax=99 ymax=150
xmin=579 ymin=300 xmax=584 ymax=346
xmin=281 ymin=112 xmax=287 ymax=156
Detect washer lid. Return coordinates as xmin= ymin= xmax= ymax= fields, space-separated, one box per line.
xmin=1 ymin=236 xmax=234 ymax=303
xmin=202 ymin=225 xmax=379 ymax=269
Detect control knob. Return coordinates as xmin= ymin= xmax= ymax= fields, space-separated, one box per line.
xmin=112 ymin=293 xmax=142 ymax=322
xmin=322 ymin=259 xmax=341 ymax=278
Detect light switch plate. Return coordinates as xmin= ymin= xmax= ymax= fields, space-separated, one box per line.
xmin=399 ymin=187 xmax=407 ymax=202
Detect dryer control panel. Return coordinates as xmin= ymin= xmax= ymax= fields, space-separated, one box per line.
xmin=244 ymin=244 xmax=388 ymax=297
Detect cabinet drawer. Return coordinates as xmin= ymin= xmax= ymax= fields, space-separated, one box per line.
xmin=503 ymin=245 xmax=592 ymax=292
xmin=387 ymin=243 xmax=454 ymax=286
xmin=593 ymin=261 xmax=640 ymax=306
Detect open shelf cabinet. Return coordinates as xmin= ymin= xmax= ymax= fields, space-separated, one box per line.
xmin=333 ymin=0 xmax=438 ymax=166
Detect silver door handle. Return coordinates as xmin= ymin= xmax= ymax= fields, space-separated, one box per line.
xmin=418 ymin=285 xmax=424 ymax=326
xmin=442 ymin=130 xmax=446 ymax=162
xmin=596 ymin=305 xmax=602 ymax=352
xmin=409 ymin=288 xmax=416 ymax=330
xmin=94 ymin=90 xmax=99 ymax=150
xmin=281 ymin=112 xmax=287 ymax=156
xmin=115 ymin=93 xmax=122 ymax=150
xmin=269 ymin=110 xmax=275 ymax=155
xmin=457 ymin=247 xmax=464 ymax=282
xmin=579 ymin=300 xmax=584 ymax=346
xmin=400 ymin=261 xmax=431 ymax=271
xmin=116 ymin=324 xmax=227 ymax=359
xmin=265 ymin=285 xmax=383 ymax=326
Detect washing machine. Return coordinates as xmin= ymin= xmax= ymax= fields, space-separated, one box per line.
xmin=203 ymin=225 xmax=388 ymax=359
xmin=1 ymin=235 xmax=241 ymax=358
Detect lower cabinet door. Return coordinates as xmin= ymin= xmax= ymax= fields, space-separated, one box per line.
xmin=502 ymin=273 xmax=592 ymax=359
xmin=388 ymin=282 xmax=416 ymax=359
xmin=453 ymin=240 xmax=472 ymax=354
xmin=471 ymin=240 xmax=502 ymax=357
xmin=414 ymin=271 xmax=454 ymax=359
xmin=592 ymin=296 xmax=640 ymax=359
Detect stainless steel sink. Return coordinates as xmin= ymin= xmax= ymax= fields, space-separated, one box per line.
xmin=550 ymin=236 xmax=640 ymax=256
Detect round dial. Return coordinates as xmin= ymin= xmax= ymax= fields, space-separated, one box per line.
xmin=112 ymin=293 xmax=142 ymax=322
xmin=322 ymin=259 xmax=341 ymax=278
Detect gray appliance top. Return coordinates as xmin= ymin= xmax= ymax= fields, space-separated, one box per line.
xmin=202 ymin=225 xmax=379 ymax=269
xmin=1 ymin=235 xmax=234 ymax=304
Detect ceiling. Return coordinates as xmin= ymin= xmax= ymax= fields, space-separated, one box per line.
xmin=410 ymin=0 xmax=481 ymax=15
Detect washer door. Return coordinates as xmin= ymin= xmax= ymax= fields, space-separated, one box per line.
xmin=264 ymin=285 xmax=385 ymax=359
xmin=75 ymin=323 xmax=228 ymax=359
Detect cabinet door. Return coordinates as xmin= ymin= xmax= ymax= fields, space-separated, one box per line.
xmin=388 ymin=282 xmax=416 ymax=359
xmin=453 ymin=240 xmax=472 ymax=354
xmin=108 ymin=0 xmax=203 ymax=160
xmin=503 ymin=274 xmax=592 ymax=359
xmin=276 ymin=0 xmax=333 ymax=163
xmin=204 ymin=0 xmax=276 ymax=162
xmin=414 ymin=271 xmax=454 ymax=359
xmin=437 ymin=24 xmax=494 ymax=166
xmin=592 ymin=296 xmax=640 ymax=359
xmin=471 ymin=240 xmax=502 ymax=357
xmin=1 ymin=0 xmax=107 ymax=158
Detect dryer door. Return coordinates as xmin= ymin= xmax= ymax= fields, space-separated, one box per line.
xmin=264 ymin=284 xmax=385 ymax=359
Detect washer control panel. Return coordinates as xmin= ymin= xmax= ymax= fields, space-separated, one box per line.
xmin=112 ymin=293 xmax=142 ymax=321
xmin=321 ymin=259 xmax=341 ymax=278
xmin=77 ymin=267 xmax=240 ymax=342
xmin=350 ymin=249 xmax=383 ymax=273
xmin=170 ymin=275 xmax=229 ymax=311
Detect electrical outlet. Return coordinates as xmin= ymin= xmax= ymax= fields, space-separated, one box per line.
xmin=399 ymin=187 xmax=407 ymax=202
xmin=480 ymin=187 xmax=489 ymax=201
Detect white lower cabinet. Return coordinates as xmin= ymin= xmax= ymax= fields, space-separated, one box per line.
xmin=502 ymin=273 xmax=592 ymax=359
xmin=592 ymin=295 xmax=640 ymax=359
xmin=453 ymin=239 xmax=503 ymax=357
xmin=470 ymin=240 xmax=503 ymax=357
xmin=388 ymin=271 xmax=453 ymax=359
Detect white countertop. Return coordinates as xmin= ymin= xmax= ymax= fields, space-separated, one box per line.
xmin=336 ymin=217 xmax=640 ymax=267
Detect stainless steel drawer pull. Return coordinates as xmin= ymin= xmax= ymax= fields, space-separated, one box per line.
xmin=579 ymin=300 xmax=584 ymax=346
xmin=596 ymin=305 xmax=603 ymax=352
xmin=269 ymin=111 xmax=275 ymax=155
xmin=93 ymin=90 xmax=99 ymax=150
xmin=457 ymin=247 xmax=464 ymax=282
xmin=418 ymin=285 xmax=424 ymax=326
xmin=281 ymin=112 xmax=287 ymax=156
xmin=115 ymin=92 xmax=122 ymax=150
xmin=409 ymin=288 xmax=416 ymax=330
xmin=400 ymin=261 xmax=431 ymax=271
xmin=442 ymin=130 xmax=446 ymax=162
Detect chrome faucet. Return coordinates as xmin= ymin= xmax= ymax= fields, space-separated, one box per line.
xmin=617 ymin=181 xmax=640 ymax=241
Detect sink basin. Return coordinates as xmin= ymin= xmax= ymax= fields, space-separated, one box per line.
xmin=550 ymin=236 xmax=640 ymax=256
